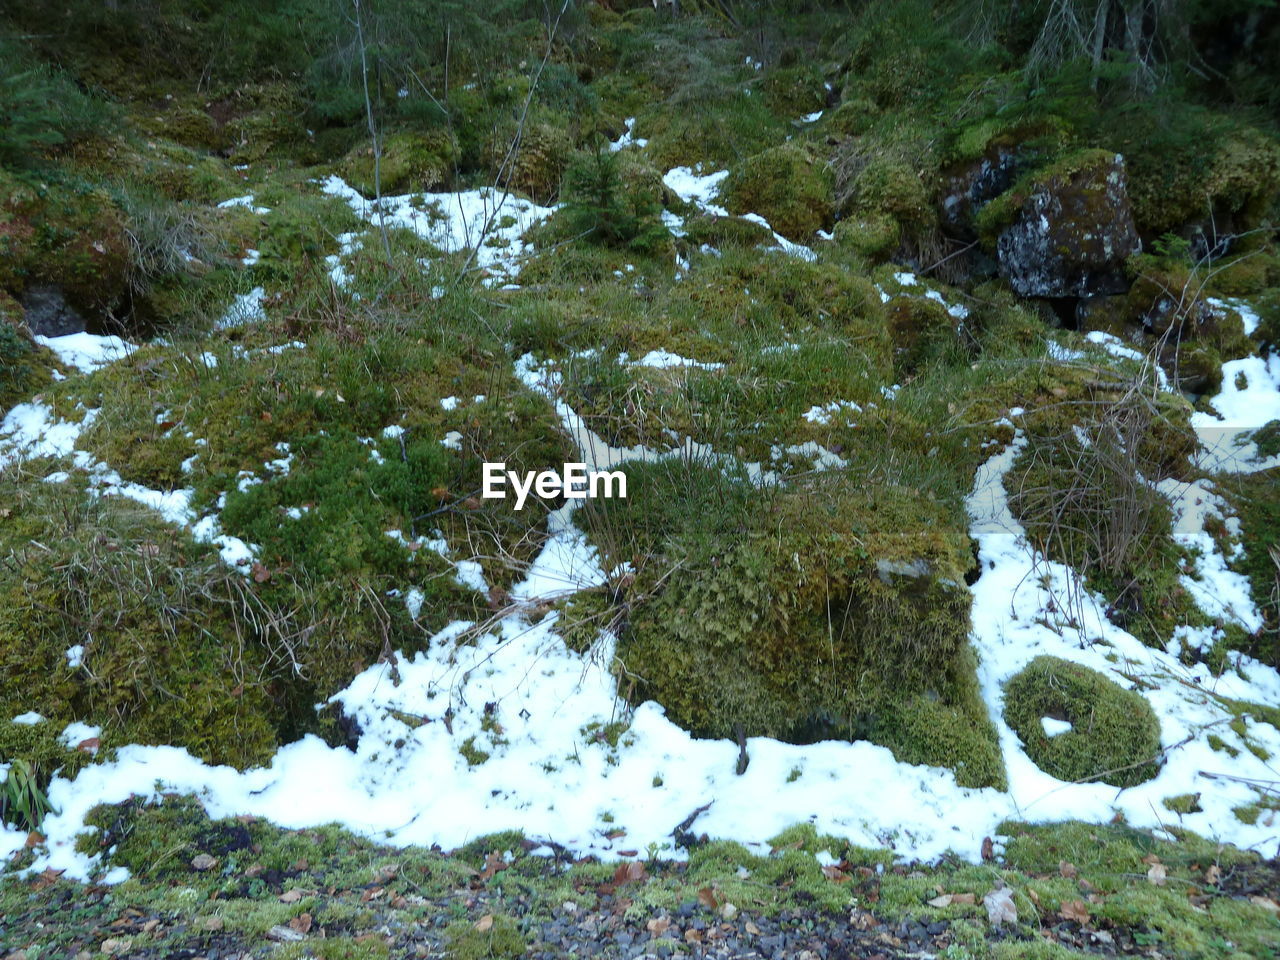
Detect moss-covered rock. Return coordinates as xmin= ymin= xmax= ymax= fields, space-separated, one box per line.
xmin=985 ymin=149 xmax=1142 ymax=299
xmin=581 ymin=463 xmax=1004 ymax=788
xmin=339 ymin=129 xmax=459 ymax=196
xmin=719 ymin=143 xmax=833 ymax=241
xmin=1004 ymin=656 xmax=1162 ymax=787
xmin=0 ymin=309 xmax=52 ymax=413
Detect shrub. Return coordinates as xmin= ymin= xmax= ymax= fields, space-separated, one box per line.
xmin=1004 ymin=656 xmax=1162 ymax=787
xmin=559 ymin=146 xmax=665 ymax=248
xmin=0 ymin=42 xmax=111 ymax=169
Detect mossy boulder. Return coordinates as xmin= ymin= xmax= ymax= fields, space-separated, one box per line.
xmin=1004 ymin=656 xmax=1162 ymax=787
xmin=988 ymin=150 xmax=1142 ymax=298
xmin=833 ymin=211 xmax=900 ymax=258
xmin=504 ymin=122 xmax=573 ymax=204
xmin=719 ymin=143 xmax=833 ymax=242
xmin=339 ymin=129 xmax=459 ymax=196
xmin=583 ymin=463 xmax=1004 ymax=788
xmin=885 ymin=295 xmax=964 ymax=374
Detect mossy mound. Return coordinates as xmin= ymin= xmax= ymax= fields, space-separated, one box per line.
xmin=580 ymin=462 xmax=1005 ymax=788
xmin=1004 ymin=656 xmax=1162 ymax=788
xmin=719 ymin=143 xmax=833 ymax=241
xmin=0 ymin=314 xmax=53 ymax=412
xmin=339 ymin=129 xmax=459 ymax=196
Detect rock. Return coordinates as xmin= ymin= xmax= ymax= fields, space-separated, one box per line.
xmin=941 ymin=148 xmax=1021 ymax=239
xmin=190 ymin=853 xmax=218 ymax=871
xmin=22 ymin=286 xmax=86 ymax=338
xmin=266 ymin=924 xmax=306 ymax=942
xmin=1075 ymin=295 xmax=1135 ymax=338
xmin=996 ymin=151 xmax=1141 ymax=298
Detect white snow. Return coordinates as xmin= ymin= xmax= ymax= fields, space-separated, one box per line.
xmin=607 ymin=117 xmax=648 ymax=152
xmin=217 ymin=194 xmax=270 ymax=215
xmin=1040 ymin=717 xmax=1072 ymax=738
xmin=34 ymin=333 xmax=136 ymax=373
xmin=218 ymin=287 xmax=267 ymax=328
xmin=1192 ymin=350 xmax=1280 ymax=473
xmin=320 ymin=176 xmax=555 ymax=288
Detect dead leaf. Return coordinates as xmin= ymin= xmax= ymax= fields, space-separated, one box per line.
xmin=1141 ymin=853 xmax=1162 ymax=866
xmin=1059 ymin=861 xmax=1077 ymax=879
xmin=1249 ymin=895 xmax=1280 ymax=913
xmin=1027 ymin=888 xmax=1042 ymax=907
xmin=980 ymin=836 xmax=995 ymax=861
xmin=142 ymin=919 xmax=160 ymax=934
xmin=604 ymin=829 xmax=626 ymax=840
xmin=927 ymin=894 xmax=953 ymax=908
xmin=1060 ymin=900 xmax=1090 ymax=924
xmin=99 ymin=938 xmax=132 ymax=956
xmin=684 ymin=929 xmax=702 ymax=944
xmin=696 ymin=886 xmax=721 ymax=910
xmin=279 ymin=889 xmax=303 ymax=903
xmin=360 ymin=886 xmax=384 ymax=902
xmin=983 ymin=884 xmax=1017 ymax=926
xmin=76 ymin=737 xmax=100 ymax=753
xmin=375 ymin=863 xmax=400 ymax=883
xmin=613 ymin=860 xmax=647 ymax=885
xmin=646 ymin=916 xmax=671 ymax=936
xmin=821 ymin=864 xmax=848 ymax=882
xmin=1204 ymin=864 xmax=1221 ymax=885
xmin=251 ymin=562 xmax=272 ymax=583
xmin=951 ymin=893 xmax=976 ymax=905
xmin=744 ymin=920 xmax=761 ymax=936
xmin=190 ymin=854 xmax=217 ymax=871
xmin=202 ymin=916 xmax=223 ymax=932
xmin=1147 ymin=863 xmax=1168 ymax=887
xmin=474 ymin=914 xmax=494 ymax=933
xmin=288 ymin=914 xmax=313 ymax=934
xmin=24 ymin=832 xmax=43 ymax=849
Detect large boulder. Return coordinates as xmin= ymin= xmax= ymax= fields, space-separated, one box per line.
xmin=993 ymin=150 xmax=1141 ymax=298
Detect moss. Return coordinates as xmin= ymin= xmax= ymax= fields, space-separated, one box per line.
xmin=719 ymin=143 xmax=834 ymax=241
xmin=975 ymin=148 xmax=1119 ymax=245
xmin=1003 ymin=656 xmax=1162 ymax=787
xmin=339 ymin=129 xmax=459 ymax=196
xmin=884 ymin=295 xmax=966 ymax=375
xmin=444 ymin=914 xmax=526 ymax=960
xmin=833 ymin=212 xmax=900 ymax=258
xmin=581 ymin=462 xmax=1003 ymax=788
xmin=0 ymin=315 xmax=53 ymax=412
xmin=504 ymin=122 xmax=573 ymax=204
xmin=1161 ymin=793 xmax=1203 ymax=815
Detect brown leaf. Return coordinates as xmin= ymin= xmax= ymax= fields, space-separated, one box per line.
xmin=474 ymin=914 xmax=494 ymax=932
xmin=646 ymin=916 xmax=671 ymax=936
xmin=390 ymin=895 xmax=408 ymax=909
xmin=613 ymin=860 xmax=647 ymax=885
xmin=279 ymin=889 xmax=303 ymax=903
xmin=927 ymin=894 xmax=953 ymax=908
xmin=1027 ymin=888 xmax=1042 ymax=907
xmin=24 ymin=832 xmax=43 ymax=849
xmin=821 ymin=864 xmax=848 ymax=882
xmin=375 ymin=863 xmax=400 ymax=883
xmin=1060 ymin=899 xmax=1090 ymax=924
xmin=1141 ymin=853 xmax=1162 ymax=866
xmin=950 ymin=893 xmax=976 ymax=905
xmin=251 ymin=561 xmax=272 ymax=583
xmin=1147 ymin=863 xmax=1168 ymax=887
xmin=1058 ymin=861 xmax=1077 ymax=879
xmin=744 ymin=920 xmax=761 ymax=935
xmin=202 ymin=916 xmax=224 ymax=932
xmin=1204 ymin=864 xmax=1221 ymax=885
xmin=76 ymin=737 xmax=100 ymax=753
xmin=684 ymin=928 xmax=702 ymax=944
xmin=360 ymin=886 xmax=384 ymax=902
xmin=288 ymin=913 xmax=313 ymax=934
xmin=980 ymin=836 xmax=994 ymax=861
xmin=604 ymin=829 xmax=626 ymax=840
xmin=696 ymin=886 xmax=721 ymax=910
xmin=1249 ymin=895 xmax=1280 ymax=913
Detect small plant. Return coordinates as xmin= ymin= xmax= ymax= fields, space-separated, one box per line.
xmin=0 ymin=758 xmax=59 ymax=831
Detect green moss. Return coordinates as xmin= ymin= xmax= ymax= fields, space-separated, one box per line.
xmin=1004 ymin=656 xmax=1162 ymax=787
xmin=833 ymin=212 xmax=900 ymax=258
xmin=339 ymin=129 xmax=459 ymax=196
xmin=444 ymin=914 xmax=526 ymax=959
xmin=1161 ymin=793 xmax=1203 ymax=815
xmin=0 ymin=317 xmax=52 ymax=412
xmin=719 ymin=143 xmax=833 ymax=241
xmin=975 ymin=148 xmax=1119 ymax=244
xmin=580 ymin=462 xmax=1003 ymax=788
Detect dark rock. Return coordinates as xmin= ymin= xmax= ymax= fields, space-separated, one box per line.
xmin=1075 ymin=294 xmax=1134 ymax=337
xmin=22 ymin=285 xmax=86 ymax=338
xmin=997 ymin=152 xmax=1141 ymax=298
xmin=941 ymin=147 xmax=1022 ymax=239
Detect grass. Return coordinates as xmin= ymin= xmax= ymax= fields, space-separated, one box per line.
xmin=1 ymin=799 xmax=1276 ymax=959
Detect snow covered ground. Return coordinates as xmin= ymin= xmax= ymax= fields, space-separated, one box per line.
xmin=3 ymin=190 xmax=1280 ymax=888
